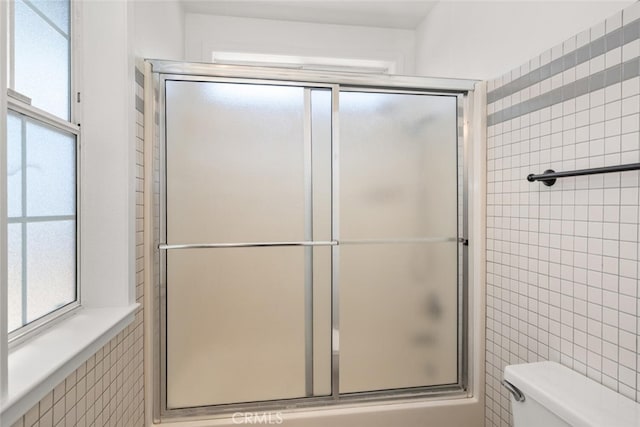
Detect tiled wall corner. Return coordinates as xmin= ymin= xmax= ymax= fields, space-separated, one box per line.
xmin=485 ymin=3 xmax=640 ymax=427
xmin=10 ymin=65 xmax=147 ymax=427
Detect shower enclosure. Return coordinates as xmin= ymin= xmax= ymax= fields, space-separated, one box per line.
xmin=149 ymin=61 xmax=476 ymax=420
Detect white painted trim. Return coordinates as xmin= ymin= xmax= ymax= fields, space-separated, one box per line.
xmin=71 ymin=0 xmax=83 ymax=127
xmin=127 ymin=0 xmax=137 ymax=307
xmin=0 ymin=0 xmax=10 ymax=404
xmin=143 ymin=61 xmax=155 ymax=427
xmin=1 ymin=305 xmax=138 ymax=426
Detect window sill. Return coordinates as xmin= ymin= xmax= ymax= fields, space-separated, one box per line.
xmin=1 ymin=304 xmax=139 ymax=426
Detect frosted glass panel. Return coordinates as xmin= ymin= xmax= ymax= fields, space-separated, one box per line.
xmin=14 ymin=0 xmax=70 ymax=120
xmin=8 ymin=224 xmax=23 ymax=332
xmin=166 ymin=81 xmax=305 ymax=243
xmin=311 ymin=89 xmax=332 ymax=243
xmin=26 ymin=119 xmax=76 ymax=216
xmin=310 ymin=89 xmax=332 ymax=395
xmin=339 ymin=243 xmax=458 ymax=393
xmin=339 ymin=91 xmax=459 ymax=393
xmin=162 ymin=81 xmax=464 ymax=407
xmin=26 ymin=221 xmax=76 ymax=322
xmin=167 ymin=247 xmax=307 ymax=408
xmin=7 ymin=113 xmax=22 ymax=218
xmin=339 ymin=92 xmax=458 ymax=239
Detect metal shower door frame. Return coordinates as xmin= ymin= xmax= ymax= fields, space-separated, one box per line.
xmin=150 ymin=60 xmax=476 ymax=422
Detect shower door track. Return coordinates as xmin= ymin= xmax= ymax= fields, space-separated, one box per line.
xmin=149 ymin=60 xmax=477 ymax=422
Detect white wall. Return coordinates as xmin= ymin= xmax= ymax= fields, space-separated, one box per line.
xmin=185 ymin=13 xmax=416 ymax=74
xmin=80 ymin=0 xmax=185 ymax=307
xmin=415 ymin=1 xmax=633 ymax=80
xmin=81 ymin=0 xmax=137 ymax=306
xmin=134 ymin=0 xmax=184 ymax=60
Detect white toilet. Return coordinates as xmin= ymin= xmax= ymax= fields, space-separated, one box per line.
xmin=504 ymin=361 xmax=640 ymax=427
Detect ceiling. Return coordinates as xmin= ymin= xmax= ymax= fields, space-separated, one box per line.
xmin=180 ymin=1 xmax=439 ymax=29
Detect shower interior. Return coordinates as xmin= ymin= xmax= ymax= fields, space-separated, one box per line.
xmin=150 ymin=62 xmax=473 ymax=420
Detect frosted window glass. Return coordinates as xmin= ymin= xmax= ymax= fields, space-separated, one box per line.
xmin=8 ymin=224 xmax=23 ymax=333
xmin=167 ymin=247 xmax=307 ymax=408
xmin=28 ymin=0 xmax=69 ymax=35
xmin=7 ymin=113 xmax=22 ymax=218
xmin=14 ymin=0 xmax=70 ymax=120
xmin=166 ymin=81 xmax=305 ymax=243
xmin=26 ymin=221 xmax=76 ymax=323
xmin=26 ymin=119 xmax=76 ymax=216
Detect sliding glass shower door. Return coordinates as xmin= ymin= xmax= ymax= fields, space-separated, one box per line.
xmin=164 ymin=81 xmax=333 ymax=408
xmin=338 ymin=91 xmax=458 ymax=393
xmin=161 ymin=77 xmax=463 ymax=412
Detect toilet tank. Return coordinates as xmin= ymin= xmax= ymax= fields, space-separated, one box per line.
xmin=504 ymin=362 xmax=640 ymax=427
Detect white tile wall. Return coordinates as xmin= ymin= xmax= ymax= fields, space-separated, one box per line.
xmin=485 ymin=4 xmax=640 ymax=427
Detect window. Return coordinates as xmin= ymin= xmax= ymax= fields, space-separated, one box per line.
xmin=11 ymin=0 xmax=71 ymax=120
xmin=6 ymin=0 xmax=78 ymax=338
xmin=210 ymin=51 xmax=396 ymax=74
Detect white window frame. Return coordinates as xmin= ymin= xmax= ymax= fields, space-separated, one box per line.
xmin=5 ymin=0 xmax=81 ymax=345
xmin=1 ymin=0 xmax=11 ymax=404
xmin=0 ymin=1 xmax=139 ymax=425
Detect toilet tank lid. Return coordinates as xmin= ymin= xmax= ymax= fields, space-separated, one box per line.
xmin=504 ymin=362 xmax=640 ymax=427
